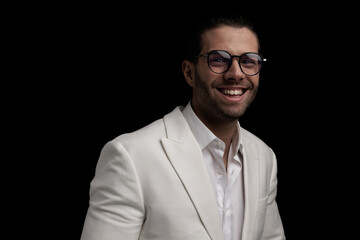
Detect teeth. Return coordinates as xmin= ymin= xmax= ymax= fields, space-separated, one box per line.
xmin=222 ymin=89 xmax=244 ymax=96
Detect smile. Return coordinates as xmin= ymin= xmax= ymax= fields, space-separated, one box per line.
xmin=218 ymin=88 xmax=246 ymax=97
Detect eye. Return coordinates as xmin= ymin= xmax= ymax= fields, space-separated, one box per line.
xmin=211 ymin=57 xmax=228 ymax=63
xmin=209 ymin=54 xmax=230 ymax=66
xmin=241 ymin=58 xmax=256 ymax=65
xmin=240 ymin=53 xmax=262 ymax=68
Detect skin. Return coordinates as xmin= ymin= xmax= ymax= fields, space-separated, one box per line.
xmin=182 ymin=26 xmax=260 ymax=169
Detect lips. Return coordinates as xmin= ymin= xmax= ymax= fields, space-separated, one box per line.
xmin=218 ymin=88 xmax=246 ymax=97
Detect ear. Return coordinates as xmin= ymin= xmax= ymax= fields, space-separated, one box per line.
xmin=182 ymin=60 xmax=196 ymax=87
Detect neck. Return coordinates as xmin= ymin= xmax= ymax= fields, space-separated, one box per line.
xmin=199 ymin=113 xmax=238 ymax=170
xmin=190 ymin=102 xmax=239 ymax=170
xmin=204 ymin=116 xmax=237 ymax=146
xmin=192 ymin=104 xmax=238 ymax=147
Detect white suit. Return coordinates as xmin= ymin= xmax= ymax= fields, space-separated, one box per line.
xmin=81 ymin=107 xmax=285 ymax=240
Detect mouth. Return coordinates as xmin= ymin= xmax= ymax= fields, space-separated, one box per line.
xmin=217 ymin=88 xmax=246 ymax=97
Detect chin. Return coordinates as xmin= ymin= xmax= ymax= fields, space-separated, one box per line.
xmin=216 ymin=105 xmax=248 ymax=121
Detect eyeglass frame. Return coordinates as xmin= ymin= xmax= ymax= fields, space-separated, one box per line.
xmin=198 ymin=50 xmax=267 ymax=76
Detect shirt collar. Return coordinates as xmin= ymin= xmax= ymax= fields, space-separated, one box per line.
xmin=182 ymin=102 xmax=217 ymax=150
xmin=182 ymin=102 xmax=243 ymax=153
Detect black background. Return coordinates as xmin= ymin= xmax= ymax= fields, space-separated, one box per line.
xmin=6 ymin=2 xmax=357 ymax=239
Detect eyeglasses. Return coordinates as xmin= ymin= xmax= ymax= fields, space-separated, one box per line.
xmin=199 ymin=50 xmax=266 ymax=76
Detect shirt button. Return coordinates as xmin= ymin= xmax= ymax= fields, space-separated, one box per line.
xmin=217 ymin=169 xmax=223 ymax=175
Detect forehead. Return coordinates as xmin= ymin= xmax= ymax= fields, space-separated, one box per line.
xmin=201 ymin=26 xmax=259 ymax=54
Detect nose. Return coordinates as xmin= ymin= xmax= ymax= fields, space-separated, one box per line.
xmin=223 ymin=59 xmax=246 ymax=82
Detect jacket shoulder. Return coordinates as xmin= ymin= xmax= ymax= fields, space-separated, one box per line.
xmin=241 ymin=127 xmax=270 ymax=149
xmin=112 ymin=106 xmax=185 ymax=147
xmin=241 ymin=127 xmax=275 ymax=160
xmin=113 ymin=118 xmax=166 ymax=146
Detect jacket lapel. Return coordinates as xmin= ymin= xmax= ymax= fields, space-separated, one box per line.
xmin=240 ymin=133 xmax=259 ymax=240
xmin=161 ymin=107 xmax=224 ymax=240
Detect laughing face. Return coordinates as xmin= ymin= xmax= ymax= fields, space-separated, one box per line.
xmin=183 ymin=26 xmax=260 ymax=123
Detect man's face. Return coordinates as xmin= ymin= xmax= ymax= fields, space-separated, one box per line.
xmin=189 ymin=26 xmax=260 ymax=122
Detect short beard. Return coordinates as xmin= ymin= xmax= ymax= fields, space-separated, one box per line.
xmin=193 ymin=70 xmax=258 ymax=121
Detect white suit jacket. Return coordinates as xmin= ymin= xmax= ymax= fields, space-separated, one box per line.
xmin=81 ymin=107 xmax=285 ymax=240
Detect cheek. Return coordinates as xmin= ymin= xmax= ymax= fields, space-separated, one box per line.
xmin=249 ymin=76 xmax=260 ymax=88
xmin=195 ymin=66 xmax=214 ymax=87
xmin=198 ymin=74 xmax=223 ymax=91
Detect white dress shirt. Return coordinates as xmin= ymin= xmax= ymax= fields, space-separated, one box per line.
xmin=182 ymin=102 xmax=244 ymax=240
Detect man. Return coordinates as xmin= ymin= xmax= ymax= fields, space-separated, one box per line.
xmin=81 ymin=15 xmax=285 ymax=240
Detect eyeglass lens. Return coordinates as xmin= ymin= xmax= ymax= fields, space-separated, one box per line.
xmin=208 ymin=51 xmax=263 ymax=75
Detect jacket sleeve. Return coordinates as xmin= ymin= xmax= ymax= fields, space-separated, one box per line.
xmin=261 ymin=150 xmax=286 ymax=240
xmin=80 ymin=140 xmax=145 ymax=240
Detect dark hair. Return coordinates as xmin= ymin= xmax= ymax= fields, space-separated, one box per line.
xmin=183 ymin=13 xmax=259 ymax=62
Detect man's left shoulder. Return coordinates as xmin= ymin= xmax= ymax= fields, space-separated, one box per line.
xmin=240 ymin=127 xmax=275 ymax=157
